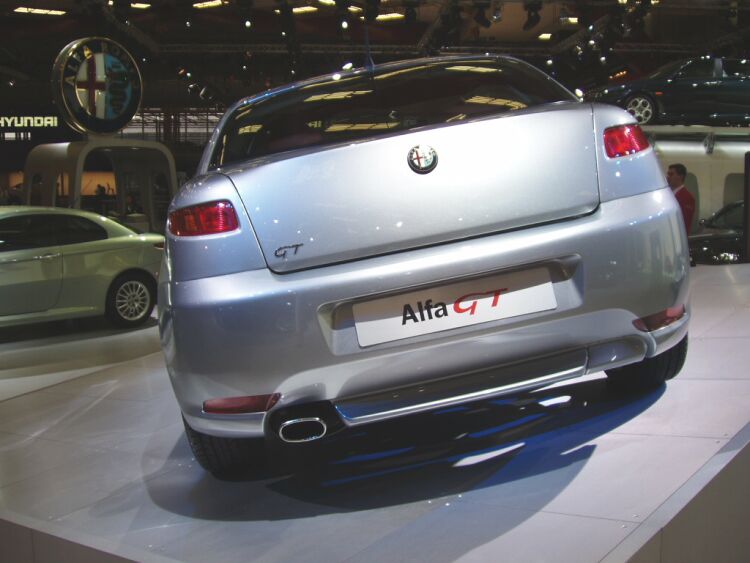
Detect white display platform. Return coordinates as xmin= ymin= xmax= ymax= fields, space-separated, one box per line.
xmin=0 ymin=266 xmax=749 ymax=563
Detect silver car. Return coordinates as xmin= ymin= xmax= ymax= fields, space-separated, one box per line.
xmin=159 ymin=56 xmax=690 ymax=477
xmin=0 ymin=206 xmax=163 ymax=328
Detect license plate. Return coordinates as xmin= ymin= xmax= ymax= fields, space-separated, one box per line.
xmin=353 ymin=268 xmax=557 ymax=347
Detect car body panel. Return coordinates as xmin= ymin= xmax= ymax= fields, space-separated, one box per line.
xmin=0 ymin=206 xmax=164 ymax=327
xmin=161 ymin=188 xmax=690 ymax=438
xmin=226 ymin=102 xmax=600 ymax=273
xmin=161 ymin=55 xmax=690 ymax=441
xmin=0 ymin=244 xmax=62 ymax=315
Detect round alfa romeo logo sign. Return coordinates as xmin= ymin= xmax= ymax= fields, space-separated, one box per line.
xmin=52 ymin=37 xmax=142 ymax=135
xmin=407 ymin=145 xmax=438 ymax=174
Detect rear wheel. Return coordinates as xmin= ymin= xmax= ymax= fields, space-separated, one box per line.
xmin=625 ymin=94 xmax=657 ymax=125
xmin=183 ymin=417 xmax=266 ymax=478
xmin=105 ymin=272 xmax=156 ymax=328
xmin=606 ymin=335 xmax=688 ymax=391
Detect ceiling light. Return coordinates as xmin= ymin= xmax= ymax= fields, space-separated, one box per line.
xmin=13 ymin=7 xmax=66 ymax=15
xmin=193 ymin=0 xmax=225 ymax=8
xmin=293 ymin=5 xmax=318 ymax=13
xmin=318 ymin=0 xmax=336 ymax=4
xmin=522 ymin=1 xmax=541 ymax=31
xmin=245 ymin=19 xmax=251 ymax=27
xmin=489 ymin=0 xmax=502 ymax=22
xmin=348 ymin=5 xmax=362 ymax=12
xmin=130 ymin=3 xmax=151 ymax=8
xmin=342 ymin=62 xmax=354 ymax=70
xmin=404 ymin=4 xmax=416 ymax=23
xmin=375 ymin=12 xmax=404 ymax=21
xmin=538 ymin=32 xmax=551 ymax=40
xmin=341 ymin=19 xmax=348 ymax=28
xmin=474 ymin=6 xmax=491 ymax=29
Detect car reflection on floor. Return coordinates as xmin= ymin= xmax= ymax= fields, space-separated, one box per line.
xmin=187 ymin=375 xmax=664 ymax=514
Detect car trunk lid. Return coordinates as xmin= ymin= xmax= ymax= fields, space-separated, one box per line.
xmin=227 ymin=103 xmax=599 ymax=273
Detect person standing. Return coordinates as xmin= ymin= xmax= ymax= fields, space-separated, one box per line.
xmin=666 ymin=163 xmax=695 ymax=234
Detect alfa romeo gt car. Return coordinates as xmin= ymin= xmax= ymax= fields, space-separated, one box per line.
xmin=159 ymin=55 xmax=691 ymax=477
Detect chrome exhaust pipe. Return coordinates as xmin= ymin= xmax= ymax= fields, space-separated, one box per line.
xmin=278 ymin=417 xmax=328 ymax=443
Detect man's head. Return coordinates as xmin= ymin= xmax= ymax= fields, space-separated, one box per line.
xmin=666 ymin=163 xmax=687 ymax=189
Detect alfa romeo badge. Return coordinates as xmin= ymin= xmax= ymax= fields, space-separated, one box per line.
xmin=407 ymin=145 xmax=438 ymax=174
xmin=52 ymin=37 xmax=143 ymax=135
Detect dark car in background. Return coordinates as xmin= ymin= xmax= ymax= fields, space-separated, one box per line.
xmin=586 ymin=57 xmax=750 ymax=125
xmin=689 ymin=201 xmax=745 ymax=264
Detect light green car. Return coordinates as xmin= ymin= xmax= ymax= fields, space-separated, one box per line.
xmin=0 ymin=206 xmax=164 ymax=328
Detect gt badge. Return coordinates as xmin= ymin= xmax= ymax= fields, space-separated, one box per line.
xmin=275 ymin=243 xmax=304 ymax=259
xmin=407 ymin=145 xmax=438 ymax=174
xmin=52 ymin=37 xmax=143 ymax=135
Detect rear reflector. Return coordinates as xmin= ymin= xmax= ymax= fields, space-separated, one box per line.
xmin=633 ymin=305 xmax=685 ymax=332
xmin=603 ymin=124 xmax=650 ymax=158
xmin=203 ymin=393 xmax=281 ymax=415
xmin=168 ymin=200 xmax=239 ymax=236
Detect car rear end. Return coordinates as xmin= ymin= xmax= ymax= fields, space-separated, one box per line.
xmin=159 ymin=56 xmax=689 ymax=456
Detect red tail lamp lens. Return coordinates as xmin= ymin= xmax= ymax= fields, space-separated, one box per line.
xmin=203 ymin=393 xmax=280 ymax=415
xmin=633 ymin=305 xmax=686 ymax=332
xmin=169 ymin=200 xmax=239 ymax=236
xmin=604 ymin=124 xmax=650 ymax=158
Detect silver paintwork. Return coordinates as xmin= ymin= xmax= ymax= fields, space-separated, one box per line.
xmin=223 ymin=102 xmax=598 ymax=274
xmin=161 ymin=56 xmax=689 ymax=440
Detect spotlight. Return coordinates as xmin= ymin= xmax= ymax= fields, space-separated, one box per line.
xmin=245 ymin=19 xmax=251 ymax=27
xmin=522 ymin=1 xmax=542 ymax=31
xmin=474 ymin=6 xmax=491 ymax=28
xmin=490 ymin=0 xmax=502 ymax=23
xmin=187 ymin=83 xmax=200 ymax=95
xmin=185 ymin=19 xmax=191 ymax=27
xmin=341 ymin=18 xmax=348 ymax=29
xmin=404 ymin=4 xmax=417 ymax=24
xmin=365 ymin=0 xmax=380 ymax=23
xmin=199 ymin=86 xmax=215 ymax=101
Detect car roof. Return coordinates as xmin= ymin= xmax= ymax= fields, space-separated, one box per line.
xmin=0 ymin=205 xmax=145 ymax=236
xmin=227 ymin=54 xmax=530 ymax=116
xmin=0 ymin=205 xmax=106 ymax=220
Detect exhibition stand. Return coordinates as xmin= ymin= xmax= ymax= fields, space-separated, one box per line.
xmin=0 ymin=265 xmax=748 ymax=563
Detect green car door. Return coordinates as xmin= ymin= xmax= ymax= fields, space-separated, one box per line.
xmin=0 ymin=214 xmax=63 ymax=316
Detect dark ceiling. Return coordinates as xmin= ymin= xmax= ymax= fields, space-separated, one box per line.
xmin=2 ymin=0 xmax=750 ymax=113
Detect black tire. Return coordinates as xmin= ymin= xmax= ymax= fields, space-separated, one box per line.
xmin=606 ymin=334 xmax=688 ymax=391
xmin=105 ymin=271 xmax=156 ymax=328
xmin=625 ymin=94 xmax=657 ymax=125
xmin=182 ymin=417 xmax=266 ymax=478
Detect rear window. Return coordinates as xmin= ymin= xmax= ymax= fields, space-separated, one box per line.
xmin=210 ymin=58 xmax=574 ymax=168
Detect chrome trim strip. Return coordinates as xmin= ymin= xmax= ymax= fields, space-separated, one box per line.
xmin=336 ymin=365 xmax=585 ymax=426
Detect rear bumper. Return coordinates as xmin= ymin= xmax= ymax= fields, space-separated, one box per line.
xmin=160 ymin=188 xmax=690 ymax=438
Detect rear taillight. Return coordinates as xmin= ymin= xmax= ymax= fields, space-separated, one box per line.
xmin=168 ymin=200 xmax=239 ymax=236
xmin=603 ymin=124 xmax=650 ymax=158
xmin=633 ymin=305 xmax=686 ymax=332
